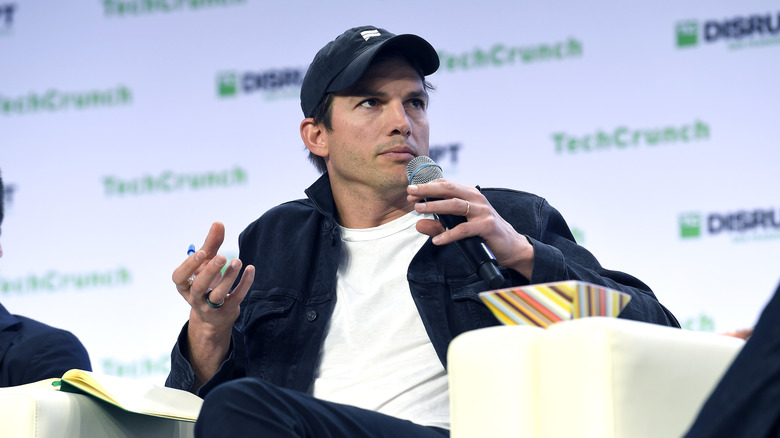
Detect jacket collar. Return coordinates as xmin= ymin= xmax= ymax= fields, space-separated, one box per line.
xmin=304 ymin=173 xmax=339 ymax=222
xmin=0 ymin=302 xmax=21 ymax=332
xmin=0 ymin=303 xmax=21 ymax=363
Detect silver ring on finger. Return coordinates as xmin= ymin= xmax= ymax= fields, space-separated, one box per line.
xmin=205 ymin=289 xmax=225 ymax=309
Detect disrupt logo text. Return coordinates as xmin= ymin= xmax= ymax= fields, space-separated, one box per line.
xmin=705 ymin=12 xmax=780 ymax=42
xmin=429 ymin=143 xmax=461 ymax=168
xmin=679 ymin=208 xmax=780 ymax=239
xmin=2 ymin=183 xmax=15 ymax=205
xmin=676 ymin=11 xmax=780 ymax=48
xmin=708 ymin=209 xmax=780 ymax=233
xmin=218 ymin=68 xmax=305 ymax=98
xmin=0 ymin=3 xmax=16 ymax=28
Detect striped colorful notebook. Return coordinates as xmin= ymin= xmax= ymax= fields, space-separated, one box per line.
xmin=478 ymin=280 xmax=631 ymax=328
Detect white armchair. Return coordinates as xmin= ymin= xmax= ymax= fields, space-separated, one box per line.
xmin=448 ymin=317 xmax=745 ymax=438
xmin=0 ymin=380 xmax=194 ymax=438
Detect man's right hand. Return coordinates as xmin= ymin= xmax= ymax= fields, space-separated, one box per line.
xmin=172 ymin=222 xmax=256 ymax=391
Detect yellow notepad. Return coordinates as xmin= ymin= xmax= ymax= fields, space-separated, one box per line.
xmin=479 ymin=280 xmax=631 ymax=328
xmin=55 ymin=369 xmax=203 ymax=422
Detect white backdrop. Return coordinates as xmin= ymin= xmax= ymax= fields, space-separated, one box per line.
xmin=2 ymin=0 xmax=779 ymax=383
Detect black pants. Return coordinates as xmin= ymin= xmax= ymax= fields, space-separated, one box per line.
xmin=195 ymin=377 xmax=450 ymax=438
xmin=686 ymin=281 xmax=780 ymax=437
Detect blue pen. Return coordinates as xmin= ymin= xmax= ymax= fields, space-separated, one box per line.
xmin=187 ymin=244 xmax=196 ymax=285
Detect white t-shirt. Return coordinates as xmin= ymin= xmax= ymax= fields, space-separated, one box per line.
xmin=312 ymin=210 xmax=450 ymax=429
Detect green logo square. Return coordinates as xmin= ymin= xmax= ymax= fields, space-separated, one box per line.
xmin=217 ymin=72 xmax=238 ymax=97
xmin=679 ymin=212 xmax=702 ymax=238
xmin=676 ymin=21 xmax=698 ymax=48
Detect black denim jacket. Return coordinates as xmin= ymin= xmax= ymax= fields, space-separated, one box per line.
xmin=166 ymin=173 xmax=679 ymax=396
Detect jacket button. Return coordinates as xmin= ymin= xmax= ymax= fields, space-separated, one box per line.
xmin=306 ymin=310 xmax=318 ymax=322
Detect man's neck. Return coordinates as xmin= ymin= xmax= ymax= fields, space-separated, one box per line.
xmin=330 ymin=181 xmax=414 ymax=229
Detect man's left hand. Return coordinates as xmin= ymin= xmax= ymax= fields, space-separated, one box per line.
xmin=407 ymin=179 xmax=534 ymax=280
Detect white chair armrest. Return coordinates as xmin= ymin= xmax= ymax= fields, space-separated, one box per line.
xmin=448 ymin=318 xmax=745 ymax=438
xmin=540 ymin=318 xmax=744 ymax=438
xmin=0 ymin=381 xmax=195 ymax=438
xmin=448 ymin=325 xmax=545 ymax=438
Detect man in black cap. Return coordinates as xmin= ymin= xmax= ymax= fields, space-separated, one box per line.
xmin=167 ymin=26 xmax=678 ymax=437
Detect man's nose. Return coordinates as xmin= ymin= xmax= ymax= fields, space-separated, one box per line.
xmin=387 ymin=101 xmax=411 ymax=137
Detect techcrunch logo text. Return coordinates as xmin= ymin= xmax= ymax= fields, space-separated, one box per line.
xmin=683 ymin=313 xmax=716 ymax=332
xmin=553 ymin=120 xmax=710 ymax=154
xmin=218 ymin=68 xmax=305 ymax=100
xmin=104 ymin=0 xmax=246 ymax=17
xmin=438 ymin=37 xmax=582 ymax=72
xmin=680 ymin=208 xmax=780 ymax=242
xmin=103 ymin=354 xmax=170 ymax=378
xmin=103 ymin=167 xmax=248 ymax=196
xmin=676 ymin=11 xmax=780 ymax=50
xmin=0 ymin=268 xmax=132 ymax=295
xmin=0 ymin=85 xmax=132 ymax=116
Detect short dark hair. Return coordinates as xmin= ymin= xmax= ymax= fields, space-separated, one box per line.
xmin=305 ymin=52 xmax=436 ymax=174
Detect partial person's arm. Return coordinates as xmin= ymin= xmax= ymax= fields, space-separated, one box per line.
xmin=12 ymin=329 xmax=91 ymax=386
xmin=166 ymin=222 xmax=255 ymax=393
xmin=520 ymin=197 xmax=678 ymax=326
xmin=408 ymin=180 xmax=679 ymax=327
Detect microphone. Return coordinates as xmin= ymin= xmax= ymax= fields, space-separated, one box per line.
xmin=406 ymin=156 xmax=505 ymax=289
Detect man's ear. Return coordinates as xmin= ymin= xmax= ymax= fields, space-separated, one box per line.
xmin=300 ymin=118 xmax=328 ymax=158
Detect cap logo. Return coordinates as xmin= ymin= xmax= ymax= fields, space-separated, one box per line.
xmin=360 ymin=29 xmax=381 ymax=41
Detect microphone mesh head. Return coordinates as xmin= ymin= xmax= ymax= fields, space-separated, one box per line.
xmin=406 ymin=156 xmax=443 ymax=185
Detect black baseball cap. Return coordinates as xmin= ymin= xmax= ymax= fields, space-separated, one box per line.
xmin=300 ymin=25 xmax=440 ymax=118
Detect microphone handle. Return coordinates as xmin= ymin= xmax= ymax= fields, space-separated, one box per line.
xmin=428 ymin=199 xmax=505 ymax=289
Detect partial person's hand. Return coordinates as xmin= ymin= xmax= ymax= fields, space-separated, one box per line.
xmin=172 ymin=222 xmax=255 ymax=331
xmin=721 ymin=328 xmax=753 ymax=341
xmin=172 ymin=222 xmax=255 ymax=390
xmin=407 ymin=179 xmax=534 ymax=280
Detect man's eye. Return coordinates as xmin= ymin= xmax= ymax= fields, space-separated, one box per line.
xmin=408 ymin=99 xmax=425 ymax=109
xmin=360 ymin=98 xmax=378 ymax=108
